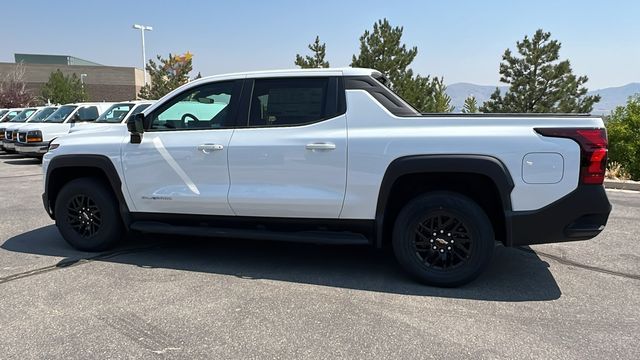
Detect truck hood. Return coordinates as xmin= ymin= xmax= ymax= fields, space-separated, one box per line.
xmin=61 ymin=124 xmax=128 ymax=140
xmin=19 ymin=123 xmax=71 ymax=141
xmin=2 ymin=122 xmax=31 ymax=131
xmin=68 ymin=123 xmax=125 ymax=134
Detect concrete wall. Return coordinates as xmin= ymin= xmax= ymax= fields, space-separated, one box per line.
xmin=0 ymin=62 xmax=145 ymax=103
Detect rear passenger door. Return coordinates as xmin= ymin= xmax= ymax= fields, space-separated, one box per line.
xmin=227 ymin=77 xmax=347 ymax=218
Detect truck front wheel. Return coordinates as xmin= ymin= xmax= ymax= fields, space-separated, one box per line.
xmin=392 ymin=192 xmax=495 ymax=287
xmin=54 ymin=178 xmax=123 ymax=252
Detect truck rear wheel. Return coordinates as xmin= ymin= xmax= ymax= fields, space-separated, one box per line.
xmin=392 ymin=192 xmax=494 ymax=287
xmin=54 ymin=178 xmax=123 ymax=252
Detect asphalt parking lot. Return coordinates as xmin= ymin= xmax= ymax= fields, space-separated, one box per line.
xmin=0 ymin=152 xmax=638 ymax=359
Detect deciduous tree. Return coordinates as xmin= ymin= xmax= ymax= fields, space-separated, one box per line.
xmin=139 ymin=52 xmax=194 ymax=99
xmin=0 ymin=63 xmax=35 ymax=107
xmin=606 ymin=95 xmax=640 ymax=179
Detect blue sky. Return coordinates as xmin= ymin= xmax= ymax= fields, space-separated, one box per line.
xmin=2 ymin=0 xmax=638 ymax=89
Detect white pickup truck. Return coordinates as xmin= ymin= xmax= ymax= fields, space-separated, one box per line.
xmin=41 ymin=68 xmax=611 ymax=286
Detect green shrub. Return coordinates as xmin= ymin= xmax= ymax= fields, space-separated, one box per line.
xmin=606 ymin=95 xmax=640 ymax=180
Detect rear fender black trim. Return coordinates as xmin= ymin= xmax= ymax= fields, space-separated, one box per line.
xmin=44 ymin=154 xmax=130 ymax=224
xmin=374 ymin=155 xmax=515 ymax=247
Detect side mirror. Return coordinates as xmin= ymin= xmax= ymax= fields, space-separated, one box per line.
xmin=127 ymin=113 xmax=145 ymax=144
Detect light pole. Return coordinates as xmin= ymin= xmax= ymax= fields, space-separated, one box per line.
xmin=132 ymin=24 xmax=153 ymax=85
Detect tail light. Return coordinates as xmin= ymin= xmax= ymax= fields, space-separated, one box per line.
xmin=535 ymin=128 xmax=608 ymax=185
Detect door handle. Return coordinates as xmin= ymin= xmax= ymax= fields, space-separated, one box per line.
xmin=197 ymin=143 xmax=224 ymax=153
xmin=305 ymin=142 xmax=336 ymax=151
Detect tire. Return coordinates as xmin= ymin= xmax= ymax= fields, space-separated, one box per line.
xmin=54 ymin=177 xmax=124 ymax=251
xmin=392 ymin=191 xmax=494 ymax=287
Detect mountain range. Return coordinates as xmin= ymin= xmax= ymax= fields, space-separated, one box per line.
xmin=446 ymin=82 xmax=640 ymax=115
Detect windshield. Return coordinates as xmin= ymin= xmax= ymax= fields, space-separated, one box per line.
xmin=3 ymin=111 xmax=20 ymax=121
xmin=27 ymin=107 xmax=58 ymax=123
xmin=0 ymin=110 xmax=8 ymax=118
xmin=44 ymin=105 xmax=77 ymax=123
xmin=9 ymin=108 xmax=37 ymax=122
xmin=95 ymin=103 xmax=134 ymax=123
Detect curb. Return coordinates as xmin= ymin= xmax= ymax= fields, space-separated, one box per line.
xmin=604 ymin=180 xmax=640 ymax=191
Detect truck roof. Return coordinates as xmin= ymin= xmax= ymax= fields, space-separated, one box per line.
xmin=194 ymin=67 xmax=380 ymax=83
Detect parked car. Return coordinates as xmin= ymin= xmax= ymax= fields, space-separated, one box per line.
xmin=68 ymin=101 xmax=155 ymax=134
xmin=41 ymin=68 xmax=611 ymax=287
xmin=1 ymin=107 xmax=45 ymax=152
xmin=14 ymin=102 xmax=113 ymax=157
xmin=0 ymin=108 xmax=23 ymax=123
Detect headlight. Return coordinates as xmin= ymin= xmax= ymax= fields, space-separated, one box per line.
xmin=48 ymin=143 xmax=60 ymax=151
xmin=26 ymin=130 xmax=42 ymax=143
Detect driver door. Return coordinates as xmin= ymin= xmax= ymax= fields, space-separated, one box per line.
xmin=122 ymin=79 xmax=243 ymax=215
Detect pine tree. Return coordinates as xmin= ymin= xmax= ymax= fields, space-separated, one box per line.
xmin=480 ymin=29 xmax=600 ymax=113
xmin=351 ymin=19 xmax=417 ymax=87
xmin=432 ymin=77 xmax=453 ymax=112
xmin=351 ymin=18 xmax=445 ymax=113
xmin=462 ymin=95 xmax=479 ymax=113
xmin=139 ymin=52 xmax=194 ymax=99
xmin=40 ymin=69 xmax=87 ymax=105
xmin=295 ymin=36 xmax=330 ymax=68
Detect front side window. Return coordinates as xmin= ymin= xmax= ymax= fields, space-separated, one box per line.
xmin=95 ymin=103 xmax=134 ymax=123
xmin=248 ymin=78 xmax=331 ymax=127
xmin=10 ymin=108 xmax=37 ymax=122
xmin=75 ymin=106 xmax=99 ymax=121
xmin=27 ymin=107 xmax=58 ymax=123
xmin=44 ymin=105 xmax=77 ymax=123
xmin=150 ymin=81 xmax=235 ymax=130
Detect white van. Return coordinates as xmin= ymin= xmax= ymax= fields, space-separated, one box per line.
xmin=1 ymin=107 xmax=52 ymax=151
xmin=68 ymin=101 xmax=155 ymax=134
xmin=15 ymin=102 xmax=113 ymax=156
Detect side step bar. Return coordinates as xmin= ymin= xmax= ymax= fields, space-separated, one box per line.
xmin=130 ymin=221 xmax=370 ymax=246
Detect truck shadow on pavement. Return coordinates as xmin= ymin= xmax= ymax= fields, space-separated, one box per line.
xmin=3 ymin=159 xmax=42 ymax=165
xmin=0 ymin=153 xmax=26 ymax=160
xmin=3 ymin=225 xmax=561 ymax=302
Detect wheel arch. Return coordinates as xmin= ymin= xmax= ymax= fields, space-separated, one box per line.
xmin=375 ymin=155 xmax=515 ymax=248
xmin=44 ymin=154 xmax=130 ymax=224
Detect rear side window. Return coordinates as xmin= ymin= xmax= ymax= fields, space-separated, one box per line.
xmin=248 ymin=77 xmax=338 ymax=127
